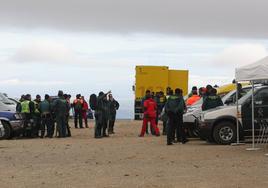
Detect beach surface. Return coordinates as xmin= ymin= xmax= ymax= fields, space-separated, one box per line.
xmin=0 ymin=120 xmax=268 ymax=188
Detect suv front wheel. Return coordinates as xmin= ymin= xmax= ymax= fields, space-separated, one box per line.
xmin=213 ymin=121 xmax=236 ymax=144
xmin=0 ymin=121 xmax=12 ymax=139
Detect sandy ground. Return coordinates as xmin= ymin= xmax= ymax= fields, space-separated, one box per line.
xmin=0 ymin=120 xmax=268 ymax=188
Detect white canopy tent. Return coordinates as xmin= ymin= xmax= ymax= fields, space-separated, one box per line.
xmin=236 ymin=56 xmax=268 ymax=81
xmin=235 ymin=56 xmax=268 ymax=150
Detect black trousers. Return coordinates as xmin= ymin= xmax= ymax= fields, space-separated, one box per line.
xmin=34 ymin=115 xmax=41 ymax=137
xmin=74 ymin=110 xmax=83 ymax=128
xmin=102 ymin=117 xmax=108 ymax=136
xmin=108 ymin=119 xmax=115 ymax=133
xmin=66 ymin=115 xmax=71 ymax=137
xmin=176 ymin=114 xmax=186 ymax=142
xmin=41 ymin=114 xmax=53 ymax=137
xmin=163 ymin=120 xmax=167 ymax=134
xmin=167 ymin=113 xmax=178 ymax=144
xmin=167 ymin=113 xmax=186 ymax=144
xmin=23 ymin=114 xmax=34 ymax=138
xmin=94 ymin=113 xmax=103 ymax=138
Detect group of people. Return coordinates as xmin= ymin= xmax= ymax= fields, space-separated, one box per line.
xmin=17 ymin=91 xmax=72 ymax=138
xmin=92 ymin=91 xmax=120 ymax=138
xmin=16 ymin=90 xmax=120 ymax=139
xmin=140 ymin=85 xmax=225 ymax=146
xmin=139 ymin=87 xmax=188 ymax=145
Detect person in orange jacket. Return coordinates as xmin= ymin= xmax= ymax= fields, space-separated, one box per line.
xmin=81 ymin=96 xmax=89 ymax=128
xmin=139 ymin=90 xmax=160 ymax=137
xmin=186 ymin=90 xmax=201 ymax=106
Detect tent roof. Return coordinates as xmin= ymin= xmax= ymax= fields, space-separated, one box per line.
xmin=235 ymin=56 xmax=268 ymax=81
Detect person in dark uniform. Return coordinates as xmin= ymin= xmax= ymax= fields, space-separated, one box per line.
xmin=175 ymin=89 xmax=187 ymax=143
xmin=202 ymin=88 xmax=223 ymax=111
xmin=107 ymin=94 xmax=120 ymax=134
xmin=33 ymin=95 xmax=42 ymax=137
xmin=102 ymin=95 xmax=110 ymax=137
xmin=64 ymin=94 xmax=72 ymax=137
xmin=40 ymin=94 xmax=52 ymax=138
xmin=52 ymin=90 xmax=69 ymax=138
xmin=94 ymin=91 xmax=111 ymax=138
xmin=165 ymin=88 xmax=187 ymax=145
xmin=158 ymin=91 xmax=167 ymax=134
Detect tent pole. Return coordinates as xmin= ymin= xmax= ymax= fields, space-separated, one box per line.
xmin=247 ymin=81 xmax=260 ymax=151
xmin=231 ymin=81 xmax=244 ymax=146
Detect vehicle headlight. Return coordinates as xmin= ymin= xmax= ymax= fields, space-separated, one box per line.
xmin=14 ymin=113 xmax=21 ymax=119
xmin=187 ymin=107 xmax=197 ymax=113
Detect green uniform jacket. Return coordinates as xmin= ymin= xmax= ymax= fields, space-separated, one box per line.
xmin=40 ymin=99 xmax=51 ymax=114
xmin=52 ymin=97 xmax=69 ymax=117
xmin=165 ymin=95 xmax=185 ymax=115
xmin=202 ymin=95 xmax=223 ymax=111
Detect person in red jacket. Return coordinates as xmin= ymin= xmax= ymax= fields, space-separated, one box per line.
xmin=139 ymin=90 xmax=160 ymax=137
xmin=81 ymin=96 xmax=89 ymax=128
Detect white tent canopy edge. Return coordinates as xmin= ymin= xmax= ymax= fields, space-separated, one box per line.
xmin=235 ymin=56 xmax=268 ymax=81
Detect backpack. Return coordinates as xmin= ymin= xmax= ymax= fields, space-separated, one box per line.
xmin=89 ymin=94 xmax=98 ymax=110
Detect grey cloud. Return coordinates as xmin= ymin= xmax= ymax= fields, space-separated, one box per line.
xmin=0 ymin=0 xmax=268 ymax=38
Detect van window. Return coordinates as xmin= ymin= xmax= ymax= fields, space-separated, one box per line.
xmin=255 ymin=88 xmax=268 ymax=105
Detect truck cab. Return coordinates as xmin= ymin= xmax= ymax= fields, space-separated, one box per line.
xmin=134 ymin=66 xmax=188 ymax=119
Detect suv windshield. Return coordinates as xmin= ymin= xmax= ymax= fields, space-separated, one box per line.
xmin=0 ymin=93 xmax=16 ymax=105
xmin=237 ymin=86 xmax=265 ymax=105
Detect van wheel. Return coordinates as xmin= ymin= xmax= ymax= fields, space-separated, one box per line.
xmin=0 ymin=121 xmax=12 ymax=139
xmin=213 ymin=121 xmax=236 ymax=145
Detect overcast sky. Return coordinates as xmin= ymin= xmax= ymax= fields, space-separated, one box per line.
xmin=0 ymin=0 xmax=268 ymax=118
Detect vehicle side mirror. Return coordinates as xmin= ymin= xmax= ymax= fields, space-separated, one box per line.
xmin=224 ymin=98 xmax=233 ymax=105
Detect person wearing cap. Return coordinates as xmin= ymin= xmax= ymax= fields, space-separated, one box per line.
xmin=52 ymin=90 xmax=69 ymax=138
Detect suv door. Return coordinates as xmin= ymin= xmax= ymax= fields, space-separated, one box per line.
xmin=241 ymin=87 xmax=268 ymax=132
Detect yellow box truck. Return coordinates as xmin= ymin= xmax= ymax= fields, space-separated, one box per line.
xmin=134 ymin=66 xmax=188 ymax=119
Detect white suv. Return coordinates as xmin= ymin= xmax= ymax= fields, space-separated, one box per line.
xmin=184 ymin=86 xmax=251 ymax=137
xmin=199 ymin=85 xmax=268 ymax=144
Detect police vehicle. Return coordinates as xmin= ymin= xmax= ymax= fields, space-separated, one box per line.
xmin=199 ymin=85 xmax=268 ymax=144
